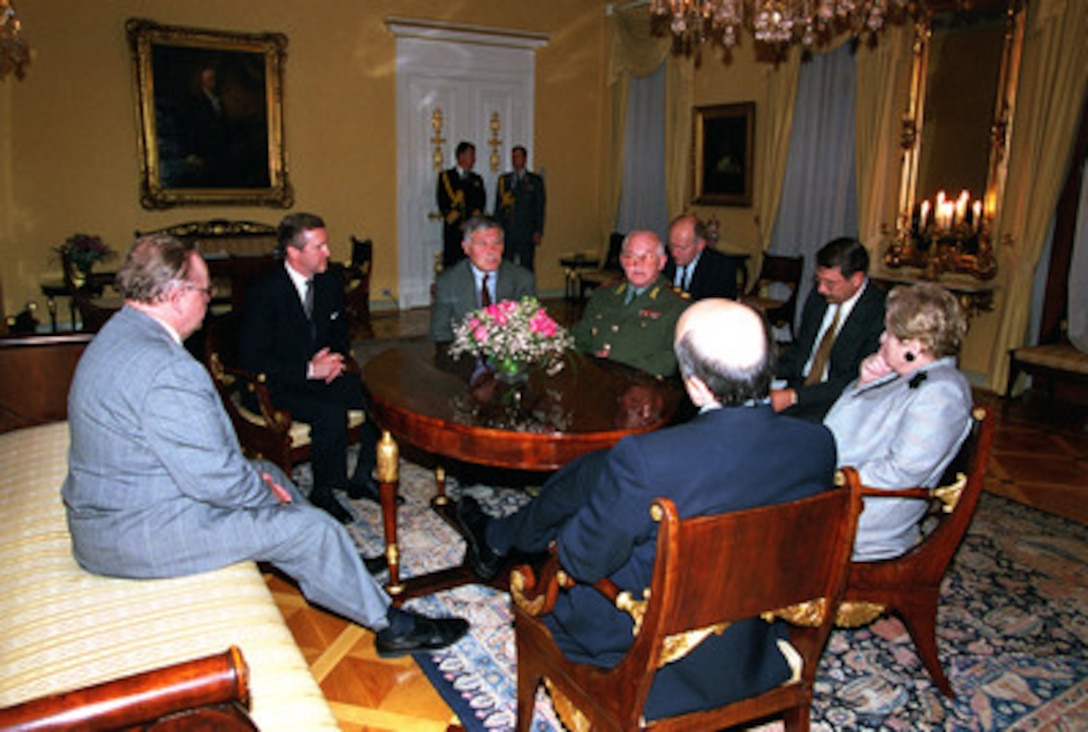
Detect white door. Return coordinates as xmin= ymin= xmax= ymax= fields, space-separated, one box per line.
xmin=390 ymin=20 xmax=546 ymax=308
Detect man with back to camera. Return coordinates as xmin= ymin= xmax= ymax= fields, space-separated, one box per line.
xmin=571 ymin=230 xmax=689 ymax=378
xmin=437 ymin=141 xmax=488 ymax=269
xmin=62 ymin=233 xmax=469 ymax=658
xmin=770 ymin=236 xmax=886 ymax=421
xmin=494 ymin=145 xmax=546 ymax=272
xmin=455 ymin=298 xmax=837 ymax=719
xmin=430 ymin=215 xmax=536 ymax=344
xmin=663 ymin=214 xmax=738 ymax=300
xmin=239 ymin=212 xmax=385 ymax=524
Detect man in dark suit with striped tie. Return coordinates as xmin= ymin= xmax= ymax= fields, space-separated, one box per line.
xmin=239 ymin=212 xmax=382 ymax=523
xmin=663 ymin=215 xmax=738 ymax=301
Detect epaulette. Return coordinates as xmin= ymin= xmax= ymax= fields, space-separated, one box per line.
xmin=665 ymin=283 xmax=691 ymax=300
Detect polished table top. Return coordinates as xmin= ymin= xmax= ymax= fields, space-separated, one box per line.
xmin=363 ymin=340 xmax=683 ymax=471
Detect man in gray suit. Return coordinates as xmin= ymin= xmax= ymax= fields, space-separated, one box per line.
xmin=430 ymin=215 xmax=536 ymax=343
xmin=62 ymin=234 xmax=468 ymax=658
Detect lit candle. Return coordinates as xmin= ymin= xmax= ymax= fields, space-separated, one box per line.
xmin=955 ymin=190 xmax=969 ymax=229
xmin=920 ymin=200 xmax=930 ymax=230
xmin=972 ymin=200 xmax=982 ymax=232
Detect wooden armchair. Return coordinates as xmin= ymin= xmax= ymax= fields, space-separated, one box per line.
xmin=837 ymin=406 xmax=994 ymax=699
xmin=202 ymin=313 xmax=365 ymax=475
xmin=510 ymin=473 xmax=863 ymax=732
xmin=578 ymin=231 xmax=626 ymax=300
xmin=742 ymin=254 xmax=803 ymax=341
xmin=340 ymin=235 xmax=374 ymax=340
xmin=0 ymin=646 xmax=256 ymax=731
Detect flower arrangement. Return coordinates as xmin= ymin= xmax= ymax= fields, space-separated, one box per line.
xmin=56 ymin=233 xmax=113 ymax=273
xmin=448 ymin=296 xmax=573 ymax=376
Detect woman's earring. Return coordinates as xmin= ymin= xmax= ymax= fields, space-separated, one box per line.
xmin=904 ymin=351 xmax=916 ymax=362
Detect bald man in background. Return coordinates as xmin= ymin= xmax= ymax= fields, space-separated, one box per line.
xmin=455 ymin=299 xmax=836 ymax=720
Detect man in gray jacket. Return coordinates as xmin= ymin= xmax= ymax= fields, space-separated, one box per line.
xmin=62 ymin=233 xmax=468 ymax=658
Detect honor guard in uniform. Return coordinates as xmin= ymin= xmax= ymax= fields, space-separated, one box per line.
xmin=437 ymin=141 xmax=487 ymax=269
xmin=571 ymin=230 xmax=689 ymax=378
xmin=494 ymin=145 xmax=546 ymax=271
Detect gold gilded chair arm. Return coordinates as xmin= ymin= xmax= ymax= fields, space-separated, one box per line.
xmin=761 ymin=597 xmax=830 ymax=627
xmin=834 ymin=601 xmax=887 ymax=628
xmin=934 ymin=473 xmax=967 ymax=513
xmin=510 ymin=553 xmax=564 ymax=617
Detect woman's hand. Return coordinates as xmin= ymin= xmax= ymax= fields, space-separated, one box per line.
xmin=858 ymin=352 xmax=892 ymax=386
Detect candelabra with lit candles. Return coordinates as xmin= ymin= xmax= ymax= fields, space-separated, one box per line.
xmin=884 ymin=189 xmax=997 ymax=280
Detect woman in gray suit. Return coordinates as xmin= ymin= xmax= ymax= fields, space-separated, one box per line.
xmin=824 ymin=282 xmax=972 ymax=561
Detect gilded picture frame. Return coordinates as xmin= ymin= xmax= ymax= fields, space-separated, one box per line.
xmin=693 ymin=102 xmax=755 ymax=207
xmin=127 ymin=18 xmax=292 ymax=209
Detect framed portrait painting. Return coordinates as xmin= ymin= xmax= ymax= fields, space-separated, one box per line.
xmin=693 ymin=102 xmax=755 ymax=207
xmin=127 ymin=19 xmax=293 ymax=209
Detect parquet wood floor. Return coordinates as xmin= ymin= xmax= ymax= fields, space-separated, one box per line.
xmin=266 ymin=305 xmax=1086 ymax=731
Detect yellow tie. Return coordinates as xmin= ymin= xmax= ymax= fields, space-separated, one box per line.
xmin=804 ymin=306 xmax=840 ymax=387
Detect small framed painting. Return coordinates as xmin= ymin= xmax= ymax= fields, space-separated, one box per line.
xmin=693 ymin=102 xmax=755 ymax=207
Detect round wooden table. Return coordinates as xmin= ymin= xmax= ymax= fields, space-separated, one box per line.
xmin=362 ymin=340 xmax=682 ymax=598
xmin=364 ymin=340 xmax=680 ymax=471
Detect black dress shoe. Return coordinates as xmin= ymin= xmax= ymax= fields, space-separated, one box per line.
xmin=374 ymin=612 xmax=470 ymax=658
xmin=362 ymin=553 xmax=388 ymax=576
xmin=455 ymin=496 xmax=504 ymax=582
xmin=348 ymin=475 xmax=405 ymax=505
xmin=311 ymin=491 xmax=353 ymax=524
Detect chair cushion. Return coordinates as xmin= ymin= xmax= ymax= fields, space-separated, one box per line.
xmin=234 ymin=403 xmax=365 ymax=448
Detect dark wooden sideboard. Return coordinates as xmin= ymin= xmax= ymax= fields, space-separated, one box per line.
xmin=0 ymin=332 xmax=93 ymax=433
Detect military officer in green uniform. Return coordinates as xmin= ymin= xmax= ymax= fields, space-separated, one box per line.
xmin=572 ymin=230 xmax=689 ymax=378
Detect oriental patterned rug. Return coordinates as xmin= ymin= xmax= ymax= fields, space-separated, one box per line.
xmin=304 ymin=454 xmax=1088 ymax=732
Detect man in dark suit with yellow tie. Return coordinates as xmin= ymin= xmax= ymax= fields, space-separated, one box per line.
xmin=770 ymin=237 xmax=886 ymax=421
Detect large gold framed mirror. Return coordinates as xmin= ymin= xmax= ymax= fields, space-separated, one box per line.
xmin=884 ymin=0 xmax=1025 ymax=280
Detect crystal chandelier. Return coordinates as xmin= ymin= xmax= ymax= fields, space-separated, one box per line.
xmin=1 ymin=0 xmax=30 ymax=81
xmin=649 ymin=0 xmax=910 ymax=50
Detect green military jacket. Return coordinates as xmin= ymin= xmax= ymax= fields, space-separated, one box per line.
xmin=572 ymin=276 xmax=689 ymax=377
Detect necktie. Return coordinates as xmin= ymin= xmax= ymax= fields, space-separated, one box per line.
xmin=481 ymin=273 xmax=492 ymax=308
xmin=303 ymin=279 xmax=314 ymax=320
xmin=804 ymin=305 xmax=840 ymax=387
xmin=675 ymin=266 xmax=685 ymax=290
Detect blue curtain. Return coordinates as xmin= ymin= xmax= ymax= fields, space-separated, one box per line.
xmin=770 ymin=44 xmax=859 ymax=319
xmin=616 ymin=63 xmax=669 ymax=240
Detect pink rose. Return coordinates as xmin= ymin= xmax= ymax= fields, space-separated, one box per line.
xmin=473 ymin=325 xmax=489 ymax=342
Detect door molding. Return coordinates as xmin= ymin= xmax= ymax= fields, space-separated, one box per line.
xmin=385 ymin=18 xmax=549 ymax=50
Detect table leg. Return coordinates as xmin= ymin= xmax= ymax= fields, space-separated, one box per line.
xmin=46 ymin=297 xmax=58 ymax=333
xmin=376 ymin=431 xmax=404 ymax=598
xmin=433 ymin=465 xmax=448 ymax=505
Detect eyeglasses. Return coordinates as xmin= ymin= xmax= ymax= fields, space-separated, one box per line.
xmin=181 ymin=283 xmax=216 ymax=300
xmin=620 ymin=252 xmax=659 ymax=264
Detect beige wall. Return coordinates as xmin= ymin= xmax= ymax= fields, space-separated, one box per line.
xmin=0 ymin=1 xmax=609 ymax=320
xmin=687 ymin=45 xmax=776 ymax=258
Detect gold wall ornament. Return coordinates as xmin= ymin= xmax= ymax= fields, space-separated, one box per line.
xmin=488 ymin=111 xmax=502 ymax=173
xmin=431 ymin=108 xmax=446 ymax=172
xmin=0 ymin=0 xmax=30 ymax=81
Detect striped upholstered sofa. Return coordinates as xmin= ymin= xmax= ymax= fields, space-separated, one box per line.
xmin=0 ymin=421 xmax=339 ymax=729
